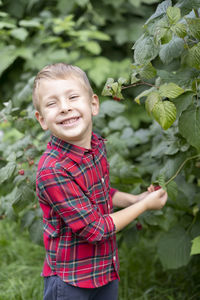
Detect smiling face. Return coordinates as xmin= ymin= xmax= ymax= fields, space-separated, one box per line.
xmin=35 ymin=78 xmax=99 ymax=148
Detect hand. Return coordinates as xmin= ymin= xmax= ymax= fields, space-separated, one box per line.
xmin=137 ymin=184 xmax=159 ymax=202
xmin=143 ymin=188 xmax=168 ymax=211
xmin=147 ymin=184 xmax=161 ymax=192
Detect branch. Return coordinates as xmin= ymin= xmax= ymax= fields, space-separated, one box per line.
xmin=121 ymin=81 xmax=156 ymax=90
xmin=166 ymin=154 xmax=200 ymax=186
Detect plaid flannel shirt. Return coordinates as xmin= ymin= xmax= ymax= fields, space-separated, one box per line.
xmin=36 ymin=133 xmax=119 ymax=288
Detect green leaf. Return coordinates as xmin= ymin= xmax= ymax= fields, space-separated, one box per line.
xmin=152 ymin=100 xmax=177 ymax=130
xmin=157 ymin=226 xmax=191 ymax=269
xmin=159 ymin=37 xmax=184 ymax=64
xmin=100 ymin=100 xmax=125 ymax=117
xmin=135 ymin=87 xmax=156 ymax=104
xmin=179 ymin=105 xmax=200 ymax=151
xmin=173 ymin=91 xmax=194 ymax=118
xmin=0 ymin=162 xmax=16 ymax=184
xmin=185 ymin=42 xmax=200 ymax=69
xmin=167 ymin=180 xmax=178 ymax=201
xmin=140 ymin=62 xmax=157 ymax=79
xmin=109 ymin=116 xmax=130 ymax=131
xmin=0 ymin=21 xmax=15 ymax=29
xmin=12 ymin=186 xmax=35 ymax=214
xmin=145 ymin=0 xmax=172 ymax=24
xmin=191 ymin=236 xmax=200 ymax=255
xmin=186 ymin=18 xmax=200 ymax=40
xmin=167 ymin=7 xmax=181 ymax=25
xmin=10 ymin=27 xmax=28 ymax=41
xmin=145 ymin=91 xmax=161 ymax=115
xmin=159 ymin=83 xmax=185 ymax=99
xmin=84 ymin=41 xmax=101 ymax=55
xmin=172 ymin=23 xmax=187 ymax=38
xmin=0 ymin=46 xmax=18 ymax=77
xmin=133 ymin=35 xmax=159 ymax=64
xmin=19 ymin=19 xmax=41 ymax=28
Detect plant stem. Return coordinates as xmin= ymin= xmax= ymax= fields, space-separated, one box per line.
xmin=121 ymin=81 xmax=156 ymax=90
xmin=194 ymin=9 xmax=199 ymax=18
xmin=165 ymin=154 xmax=200 ymax=186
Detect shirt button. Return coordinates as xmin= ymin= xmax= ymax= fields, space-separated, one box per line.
xmin=101 ymin=178 xmax=105 ymax=183
xmin=108 ymin=204 xmax=110 ymax=210
xmin=113 ymin=256 xmax=116 ymax=261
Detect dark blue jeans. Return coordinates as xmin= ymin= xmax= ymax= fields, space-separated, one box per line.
xmin=43 ymin=275 xmax=119 ymax=300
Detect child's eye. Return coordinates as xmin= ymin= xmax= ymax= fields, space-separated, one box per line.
xmin=47 ymin=102 xmax=56 ymax=107
xmin=69 ymin=95 xmax=79 ymax=100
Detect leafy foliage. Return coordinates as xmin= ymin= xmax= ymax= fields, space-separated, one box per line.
xmin=0 ymin=0 xmax=200 ymax=280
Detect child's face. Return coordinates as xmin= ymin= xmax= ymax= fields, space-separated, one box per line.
xmin=35 ymin=78 xmax=99 ymax=148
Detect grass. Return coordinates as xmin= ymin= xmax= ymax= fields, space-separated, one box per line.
xmin=0 ymin=219 xmax=44 ymax=300
xmin=1 ymin=219 xmax=200 ymax=300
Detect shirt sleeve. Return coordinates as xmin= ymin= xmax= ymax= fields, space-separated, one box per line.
xmin=37 ymin=167 xmax=116 ymax=243
xmin=110 ymin=188 xmax=118 ymax=198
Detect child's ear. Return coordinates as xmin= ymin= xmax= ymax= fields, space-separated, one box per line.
xmin=35 ymin=111 xmax=48 ymax=130
xmin=91 ymin=94 xmax=99 ymax=116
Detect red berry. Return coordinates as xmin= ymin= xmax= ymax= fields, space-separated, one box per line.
xmin=28 ymin=160 xmax=34 ymax=166
xmin=18 ymin=169 xmax=25 ymax=175
xmin=113 ymin=96 xmax=121 ymax=101
xmin=136 ymin=222 xmax=143 ymax=231
xmin=154 ymin=185 xmax=161 ymax=191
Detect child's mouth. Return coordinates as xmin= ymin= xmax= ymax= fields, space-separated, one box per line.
xmin=59 ymin=117 xmax=80 ymax=126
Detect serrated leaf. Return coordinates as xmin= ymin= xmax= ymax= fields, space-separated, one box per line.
xmin=146 ymin=0 xmax=172 ymax=24
xmin=140 ymin=62 xmax=157 ymax=79
xmin=179 ymin=105 xmax=200 ymax=151
xmin=135 ymin=87 xmax=156 ymax=104
xmin=159 ymin=83 xmax=185 ymax=98
xmin=167 ymin=180 xmax=178 ymax=201
xmin=133 ymin=35 xmax=159 ymax=64
xmin=172 ymin=23 xmax=187 ymax=38
xmin=152 ymin=100 xmax=177 ymax=130
xmin=12 ymin=186 xmax=35 ymax=214
xmin=186 ymin=18 xmax=200 ymax=40
xmin=145 ymin=91 xmax=161 ymax=115
xmin=157 ymin=226 xmax=191 ymax=269
xmin=102 ymin=78 xmax=114 ymax=96
xmin=167 ymin=6 xmax=181 ymax=25
xmin=159 ymin=37 xmax=184 ymax=64
xmin=0 ymin=162 xmax=16 ymax=184
xmin=191 ymin=236 xmax=200 ymax=255
xmin=0 ymin=46 xmax=18 ymax=76
xmin=186 ymin=43 xmax=200 ymax=69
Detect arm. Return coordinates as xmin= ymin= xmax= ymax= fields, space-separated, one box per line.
xmin=112 ymin=190 xmax=151 ymax=208
xmin=110 ymin=188 xmax=168 ymax=232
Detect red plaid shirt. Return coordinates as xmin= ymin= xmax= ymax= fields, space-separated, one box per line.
xmin=36 ymin=132 xmax=119 ymax=288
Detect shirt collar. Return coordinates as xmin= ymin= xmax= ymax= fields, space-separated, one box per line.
xmin=49 ymin=133 xmax=102 ymax=164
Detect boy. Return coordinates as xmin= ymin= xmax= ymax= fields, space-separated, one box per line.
xmin=33 ymin=63 xmax=168 ymax=300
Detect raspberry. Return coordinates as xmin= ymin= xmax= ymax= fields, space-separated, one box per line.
xmin=136 ymin=222 xmax=143 ymax=231
xmin=18 ymin=169 xmax=25 ymax=175
xmin=113 ymin=96 xmax=121 ymax=101
xmin=28 ymin=160 xmax=34 ymax=166
xmin=154 ymin=185 xmax=161 ymax=191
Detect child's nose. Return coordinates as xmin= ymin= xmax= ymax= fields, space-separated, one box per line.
xmin=60 ymin=99 xmax=72 ymax=113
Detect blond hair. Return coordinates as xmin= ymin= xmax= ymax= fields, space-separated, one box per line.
xmin=32 ymin=63 xmax=93 ymax=111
